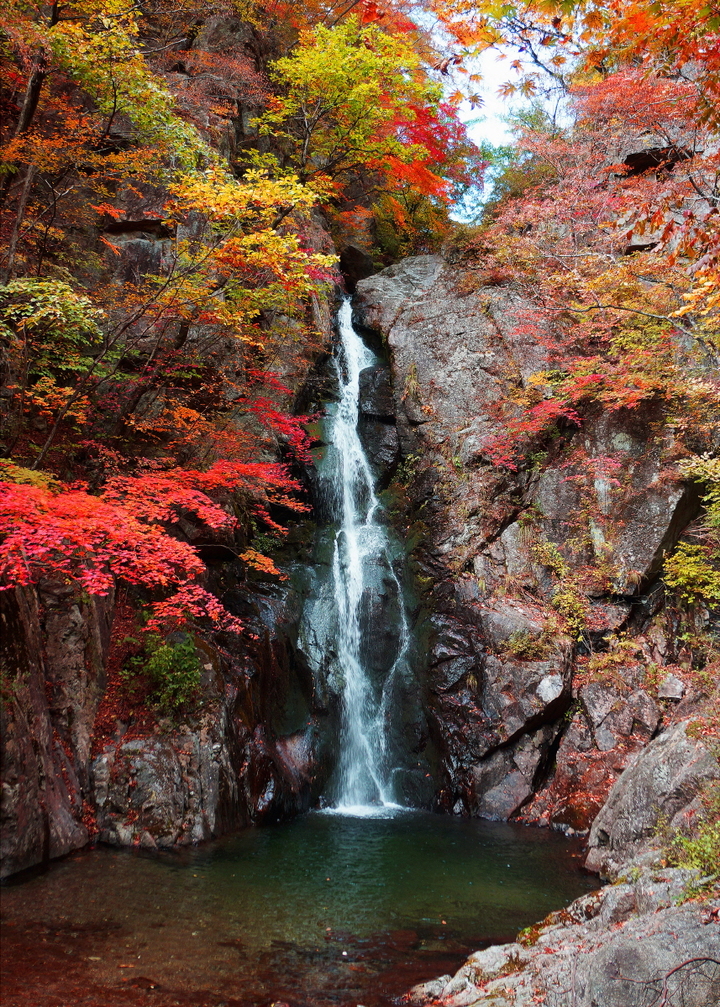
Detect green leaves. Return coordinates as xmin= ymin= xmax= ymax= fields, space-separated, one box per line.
xmin=48 ymin=1 xmax=206 ymax=167
xmin=0 ymin=279 xmax=103 ymax=344
xmin=0 ymin=279 xmax=114 ymax=390
xmin=123 ymin=633 xmax=203 ymax=711
xmin=664 ymin=454 xmax=720 ymax=607
xmin=253 ymin=16 xmax=444 ymax=193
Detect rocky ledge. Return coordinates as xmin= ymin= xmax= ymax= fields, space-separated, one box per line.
xmin=354 ymin=255 xmax=715 ymax=830
xmin=407 ymin=875 xmax=719 ymax=1007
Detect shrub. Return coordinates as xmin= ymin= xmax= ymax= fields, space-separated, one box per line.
xmin=123 ymin=633 xmax=203 ymax=711
xmin=668 ymin=781 xmax=720 ymax=883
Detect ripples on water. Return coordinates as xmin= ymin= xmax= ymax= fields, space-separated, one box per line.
xmin=1 ymin=809 xmax=597 ymax=1007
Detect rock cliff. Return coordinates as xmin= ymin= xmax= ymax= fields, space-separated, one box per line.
xmin=0 ymin=566 xmax=329 ymax=877
xmin=2 ymin=249 xmax=717 ymax=892
xmin=405 ymin=721 xmax=720 ymax=1007
xmin=354 ymin=254 xmax=716 ymax=832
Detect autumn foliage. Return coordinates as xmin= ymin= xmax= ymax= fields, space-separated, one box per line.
xmin=0 ymin=0 xmax=486 ymax=642
xmin=2 ymin=0 xmax=719 ymax=643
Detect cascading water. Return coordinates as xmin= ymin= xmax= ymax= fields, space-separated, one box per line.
xmin=324 ymin=297 xmax=410 ymax=811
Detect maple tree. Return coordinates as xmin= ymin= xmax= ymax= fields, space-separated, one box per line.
xmin=0 ymin=457 xmax=305 ymax=630
xmin=0 ymin=1 xmax=332 ymax=640
xmin=0 ymin=0 xmax=485 ymax=653
xmin=249 ymin=13 xmax=483 ymax=254
xmin=254 ymin=17 xmax=447 ymax=194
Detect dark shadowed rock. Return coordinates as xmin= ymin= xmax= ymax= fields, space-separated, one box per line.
xmin=359 ymin=365 xmax=395 ymax=418
xmin=0 ymin=586 xmax=113 ymax=879
xmin=355 ymin=253 xmax=706 ymax=826
xmin=470 ymin=724 xmax=560 ymax=819
xmin=358 ymin=416 xmax=400 ymax=478
xmin=92 ymin=718 xmax=242 ymax=847
xmin=339 ymin=244 xmax=375 ymax=292
xmin=481 ymin=654 xmax=569 ymax=740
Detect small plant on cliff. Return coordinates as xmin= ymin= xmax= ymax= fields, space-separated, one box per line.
xmin=532 ymin=540 xmax=589 ymax=640
xmin=582 ymin=634 xmax=644 ymax=683
xmin=395 ymin=451 xmax=421 ymax=487
xmin=664 ymin=454 xmax=720 ymax=610
xmin=502 ymin=629 xmax=553 ymax=661
xmin=401 ymin=363 xmax=422 ymax=405
xmin=124 ymin=633 xmax=203 ymax=712
xmin=665 ymin=544 xmax=720 ymax=607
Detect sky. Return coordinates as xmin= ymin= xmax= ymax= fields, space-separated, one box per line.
xmin=457 ymin=48 xmax=515 ymax=150
xmin=447 ymin=48 xmax=518 ymax=217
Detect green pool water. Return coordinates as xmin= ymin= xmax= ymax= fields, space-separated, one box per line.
xmin=1 ymin=809 xmax=598 ymax=1007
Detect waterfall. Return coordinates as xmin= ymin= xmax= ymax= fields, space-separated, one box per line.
xmin=324 ymin=298 xmax=409 ymax=811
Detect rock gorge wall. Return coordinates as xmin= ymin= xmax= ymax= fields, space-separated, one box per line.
xmin=0 ymin=557 xmax=331 ymax=878
xmin=354 ymin=254 xmax=717 ymax=833
xmin=0 ymin=288 xmax=340 ymax=881
xmin=353 ymin=252 xmax=720 ymax=1005
xmin=406 ymin=721 xmax=720 ymax=1007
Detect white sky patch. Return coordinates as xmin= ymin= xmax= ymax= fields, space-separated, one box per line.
xmin=445 ymin=48 xmax=522 ymax=218
xmin=445 ymin=47 xmax=573 ymax=217
xmin=457 ymin=48 xmax=516 ymax=149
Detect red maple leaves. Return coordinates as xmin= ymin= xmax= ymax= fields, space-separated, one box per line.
xmin=0 ymin=460 xmax=306 ymax=631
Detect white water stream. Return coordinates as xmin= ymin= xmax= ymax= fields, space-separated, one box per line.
xmin=326 ymin=298 xmax=410 ymax=812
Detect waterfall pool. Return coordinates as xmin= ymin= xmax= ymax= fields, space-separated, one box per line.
xmin=2 ymin=809 xmax=598 ymax=1007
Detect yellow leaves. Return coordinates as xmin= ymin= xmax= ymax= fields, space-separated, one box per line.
xmin=497 ymin=77 xmax=537 ymax=99
xmin=582 ymin=9 xmax=607 ymax=32
xmin=497 ymin=80 xmax=518 ymax=99
xmin=24 ymin=376 xmax=90 ymax=425
xmin=527 ymin=370 xmax=561 ymax=388
xmin=519 ymin=78 xmax=539 ymax=97
xmin=254 ymin=16 xmax=446 ymax=188
xmin=169 ymin=168 xmax=318 ymax=229
xmin=43 ymin=2 xmax=206 ymax=166
xmin=158 ymin=165 xmax=337 ymax=341
xmin=677 ymin=270 xmax=720 ymax=317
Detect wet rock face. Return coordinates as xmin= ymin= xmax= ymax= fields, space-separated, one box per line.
xmin=40 ymin=582 xmax=114 ymax=790
xmin=0 ymin=587 xmax=111 ymax=878
xmin=425 ymin=599 xmax=573 ymax=819
xmin=358 ymin=364 xmax=401 ymax=483
xmin=519 ymin=672 xmax=663 ymax=831
xmin=356 ymin=256 xmax=551 ymax=459
xmin=357 ymin=259 xmax=696 ymax=599
xmin=339 ymin=244 xmax=375 ymax=292
xmin=87 ymin=584 xmax=327 ymax=849
xmin=0 ymin=570 xmax=326 ymax=874
xmin=407 ymin=869 xmax=720 ymax=1007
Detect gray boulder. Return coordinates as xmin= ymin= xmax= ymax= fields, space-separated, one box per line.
xmin=585 ymin=720 xmax=720 ymax=879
